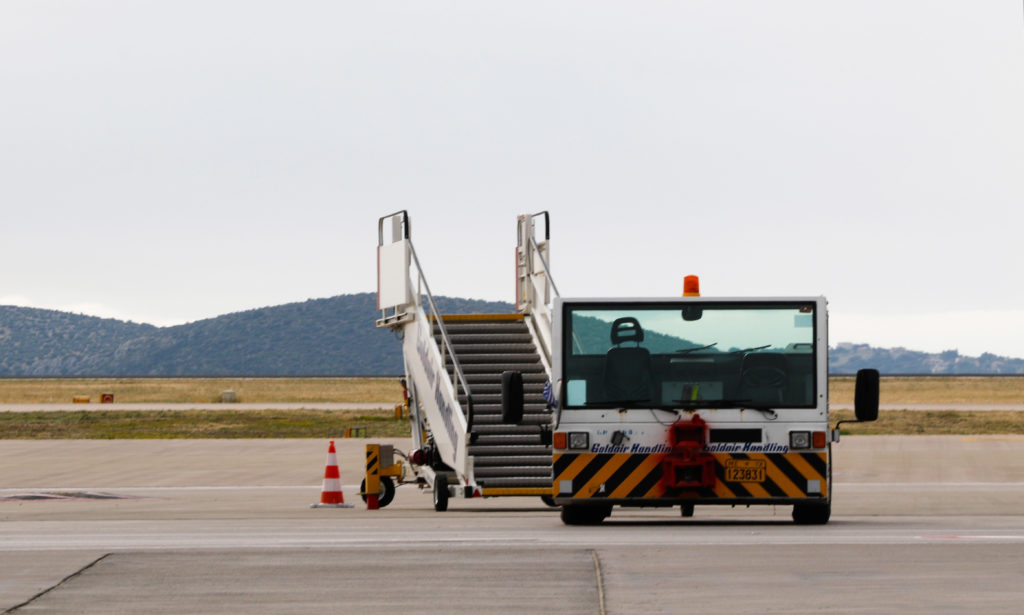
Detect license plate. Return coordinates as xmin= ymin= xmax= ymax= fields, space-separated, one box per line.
xmin=725 ymin=459 xmax=766 ymax=482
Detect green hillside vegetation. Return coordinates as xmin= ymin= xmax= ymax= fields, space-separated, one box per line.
xmin=0 ymin=307 xmax=156 ymax=375
xmin=0 ymin=294 xmax=514 ymax=376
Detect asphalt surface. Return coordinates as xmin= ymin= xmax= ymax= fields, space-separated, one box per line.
xmin=4 ymin=436 xmax=1024 ymax=613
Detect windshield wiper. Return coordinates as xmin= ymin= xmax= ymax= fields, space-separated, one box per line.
xmin=675 ymin=342 xmax=717 ymax=355
xmin=674 ymin=398 xmax=778 ymax=419
xmin=585 ymin=398 xmax=650 ymax=407
xmin=729 ymin=344 xmax=772 ymax=354
xmin=673 ymin=399 xmax=749 ymax=408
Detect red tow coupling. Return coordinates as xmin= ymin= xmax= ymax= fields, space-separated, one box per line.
xmin=661 ymin=415 xmax=716 ymax=489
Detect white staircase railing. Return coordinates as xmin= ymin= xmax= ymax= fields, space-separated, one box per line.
xmin=516 ymin=212 xmax=559 ymax=369
xmin=377 ymin=211 xmax=474 ymax=477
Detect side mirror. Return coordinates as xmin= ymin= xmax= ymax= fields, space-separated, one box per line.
xmin=854 ymin=368 xmax=880 ymax=422
xmin=501 ymin=371 xmax=524 ymax=424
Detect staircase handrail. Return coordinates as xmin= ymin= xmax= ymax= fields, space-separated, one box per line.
xmin=408 ymin=243 xmax=476 ymax=431
xmin=528 ymin=234 xmax=560 ymax=299
xmin=378 ymin=211 xmax=475 ymax=432
xmin=518 ymin=211 xmax=560 ymax=368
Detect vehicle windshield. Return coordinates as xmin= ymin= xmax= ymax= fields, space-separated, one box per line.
xmin=561 ymin=301 xmax=818 ymax=410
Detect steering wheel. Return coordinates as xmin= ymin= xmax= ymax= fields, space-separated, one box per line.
xmin=742 ymin=367 xmax=786 ymax=388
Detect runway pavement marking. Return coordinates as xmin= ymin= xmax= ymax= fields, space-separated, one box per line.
xmin=921 ymin=535 xmax=1024 ymax=541
xmin=0 ymin=485 xmax=332 ymax=493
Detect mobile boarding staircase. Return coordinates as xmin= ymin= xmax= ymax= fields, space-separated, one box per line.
xmin=376 ymin=211 xmax=557 ymax=510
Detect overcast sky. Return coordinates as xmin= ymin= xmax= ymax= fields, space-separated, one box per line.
xmin=2 ymin=2 xmax=1022 ymax=357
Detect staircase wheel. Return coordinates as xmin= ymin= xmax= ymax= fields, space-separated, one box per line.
xmin=359 ymin=476 xmax=396 ymax=508
xmin=680 ymin=504 xmax=695 ymax=518
xmin=540 ymin=495 xmax=558 ymax=508
xmin=433 ymin=474 xmax=449 ymax=512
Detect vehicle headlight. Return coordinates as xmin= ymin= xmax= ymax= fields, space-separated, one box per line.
xmin=789 ymin=431 xmax=811 ymax=450
xmin=568 ymin=432 xmax=590 ymax=450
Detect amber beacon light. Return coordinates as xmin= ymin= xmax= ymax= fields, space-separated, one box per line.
xmin=683 ymin=275 xmax=700 ymax=297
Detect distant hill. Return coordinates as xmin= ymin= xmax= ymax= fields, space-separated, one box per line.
xmin=0 ymin=294 xmax=514 ymax=376
xmin=2 ymin=296 xmax=1023 ymax=376
xmin=829 ymin=343 xmax=1024 ymax=375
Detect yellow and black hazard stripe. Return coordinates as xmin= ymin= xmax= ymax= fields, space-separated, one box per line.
xmin=365 ymin=446 xmax=380 ymax=479
xmin=553 ymin=452 xmax=828 ymax=501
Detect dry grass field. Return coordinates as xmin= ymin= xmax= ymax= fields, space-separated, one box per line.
xmin=1 ymin=376 xmax=1022 ymax=438
xmin=0 ymin=377 xmax=405 ymax=404
xmin=2 ymin=376 xmax=1020 ymax=405
xmin=829 ymin=376 xmax=1024 ymax=404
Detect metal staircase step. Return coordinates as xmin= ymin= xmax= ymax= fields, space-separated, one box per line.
xmin=460 ymin=382 xmax=546 ymax=395
xmin=474 ymin=476 xmax=553 ymax=488
xmin=443 ymin=343 xmax=537 ymax=355
xmin=467 ymin=444 xmax=551 ymax=456
xmin=474 ymin=466 xmax=552 ymax=478
xmin=461 ymin=393 xmax=547 ymax=405
xmin=471 ymin=433 xmax=547 ymax=446
xmin=440 ymin=333 xmax=533 ymax=345
xmin=471 ymin=400 xmax=547 ymax=409
xmin=465 ymin=372 xmax=547 ymax=385
xmin=438 ymin=321 xmax=528 ymax=332
xmin=472 ymin=455 xmax=554 ymax=467
xmin=472 ymin=414 xmax=549 ymax=424
xmin=451 ymin=363 xmax=546 ymax=374
xmin=471 ymin=424 xmax=548 ymax=435
xmin=449 ymin=354 xmax=540 ymax=365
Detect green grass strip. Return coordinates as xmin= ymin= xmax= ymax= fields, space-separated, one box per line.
xmin=0 ymin=410 xmax=410 ymax=439
xmin=3 ymin=409 xmax=1023 ymax=439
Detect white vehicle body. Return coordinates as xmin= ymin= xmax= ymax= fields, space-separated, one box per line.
xmin=545 ymin=294 xmax=876 ymax=525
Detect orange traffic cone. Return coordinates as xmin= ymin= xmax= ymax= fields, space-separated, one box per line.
xmin=310 ymin=441 xmax=353 ymax=508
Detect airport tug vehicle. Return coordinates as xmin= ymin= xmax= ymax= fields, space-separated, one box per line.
xmin=524 ymin=280 xmax=879 ymax=525
xmin=376 ymin=211 xmax=879 ymax=523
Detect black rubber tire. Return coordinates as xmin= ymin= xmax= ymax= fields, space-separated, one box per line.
xmin=540 ymin=495 xmax=558 ymax=508
xmin=359 ymin=476 xmax=396 ymax=508
xmin=680 ymin=504 xmax=695 ymax=518
xmin=560 ymin=504 xmax=612 ymax=525
xmin=792 ymin=502 xmax=830 ymax=525
xmin=433 ymin=474 xmax=449 ymax=512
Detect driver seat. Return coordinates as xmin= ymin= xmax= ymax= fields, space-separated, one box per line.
xmin=739 ymin=352 xmax=788 ymax=405
xmin=603 ymin=317 xmax=654 ymax=402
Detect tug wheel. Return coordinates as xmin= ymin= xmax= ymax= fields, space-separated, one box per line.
xmin=433 ymin=474 xmax=449 ymax=512
xmin=560 ymin=504 xmax=611 ymax=525
xmin=359 ymin=476 xmax=395 ymax=508
xmin=792 ymin=502 xmax=831 ymax=525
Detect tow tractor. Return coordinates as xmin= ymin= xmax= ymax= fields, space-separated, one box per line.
xmin=505 ymin=274 xmax=879 ymax=524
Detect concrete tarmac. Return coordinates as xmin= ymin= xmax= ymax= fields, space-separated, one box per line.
xmin=4 ymin=436 xmax=1024 ymax=613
